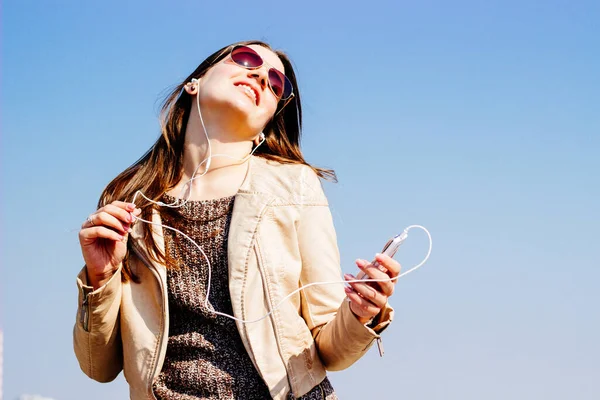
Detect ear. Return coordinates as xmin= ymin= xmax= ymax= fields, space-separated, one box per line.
xmin=254 ymin=132 xmax=265 ymax=146
xmin=184 ymin=78 xmax=199 ymax=95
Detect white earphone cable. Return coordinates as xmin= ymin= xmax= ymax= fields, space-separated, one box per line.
xmin=128 ymin=84 xmax=432 ymax=325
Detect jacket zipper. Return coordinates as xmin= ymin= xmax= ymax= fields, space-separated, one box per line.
xmin=376 ymin=337 xmax=385 ymax=357
xmin=363 ymin=335 xmax=385 ymax=357
xmin=80 ymin=289 xmax=91 ymax=332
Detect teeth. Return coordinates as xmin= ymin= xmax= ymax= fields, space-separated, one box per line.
xmin=238 ymin=84 xmax=257 ymax=104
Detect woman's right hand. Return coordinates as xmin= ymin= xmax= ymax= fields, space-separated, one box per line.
xmin=79 ymin=201 xmax=141 ymax=289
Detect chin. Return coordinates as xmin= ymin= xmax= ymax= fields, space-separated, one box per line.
xmin=202 ymin=91 xmax=269 ymax=128
xmin=224 ymin=100 xmax=268 ymax=132
xmin=231 ymin=96 xmax=270 ymax=119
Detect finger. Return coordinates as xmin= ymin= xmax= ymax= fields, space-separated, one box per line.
xmin=101 ymin=203 xmax=137 ymax=224
xmin=345 ymin=272 xmax=388 ymax=307
xmin=82 ymin=215 xmax=95 ymax=229
xmin=79 ymin=226 xmax=126 ymax=244
xmin=355 ymin=259 xmax=383 ymax=280
xmin=356 ymin=260 xmax=395 ymax=296
xmin=375 ymin=253 xmax=402 ymax=278
xmin=345 ymin=287 xmax=380 ymax=317
xmin=93 ymin=209 xmax=131 ymax=234
xmin=356 ymin=258 xmax=389 ymax=276
xmin=344 ymin=287 xmax=381 ymax=317
xmin=345 ymin=273 xmax=388 ymax=308
xmin=354 ymin=259 xmax=369 ymax=280
xmin=108 ymin=201 xmax=137 ymax=212
xmin=131 ymin=207 xmax=142 ymax=222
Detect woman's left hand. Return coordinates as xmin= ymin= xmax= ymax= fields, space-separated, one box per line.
xmin=344 ymin=253 xmax=401 ymax=325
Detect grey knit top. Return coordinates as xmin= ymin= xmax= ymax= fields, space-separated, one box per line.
xmin=152 ymin=194 xmax=337 ymax=400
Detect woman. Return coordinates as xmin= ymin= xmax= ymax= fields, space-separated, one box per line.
xmin=75 ymin=40 xmax=400 ymax=400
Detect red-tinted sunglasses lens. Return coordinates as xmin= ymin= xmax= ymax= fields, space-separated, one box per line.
xmin=268 ymin=69 xmax=293 ymax=100
xmin=231 ymin=46 xmax=263 ymax=68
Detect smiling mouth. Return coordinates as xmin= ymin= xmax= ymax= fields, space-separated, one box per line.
xmin=235 ymin=83 xmax=258 ymax=105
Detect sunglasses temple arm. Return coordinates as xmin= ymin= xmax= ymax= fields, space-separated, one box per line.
xmin=275 ymin=94 xmax=295 ymax=117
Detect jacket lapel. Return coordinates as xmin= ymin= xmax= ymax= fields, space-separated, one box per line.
xmin=129 ymin=156 xmax=273 ymax=318
xmin=129 ymin=208 xmax=167 ymax=284
xmin=227 ymin=156 xmax=274 ymax=318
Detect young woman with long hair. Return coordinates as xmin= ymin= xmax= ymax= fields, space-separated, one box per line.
xmin=74 ymin=40 xmax=400 ymax=399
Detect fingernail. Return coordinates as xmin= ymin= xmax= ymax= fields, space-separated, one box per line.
xmin=344 ymin=286 xmax=353 ymax=293
xmin=344 ymin=273 xmax=354 ymax=280
xmin=126 ymin=203 xmax=135 ymax=211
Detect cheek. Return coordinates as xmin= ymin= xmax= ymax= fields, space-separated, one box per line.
xmin=199 ymin=66 xmax=232 ymax=92
xmin=257 ymin=103 xmax=278 ymax=127
xmin=251 ymin=109 xmax=272 ymax=130
xmin=261 ymin=95 xmax=279 ymax=116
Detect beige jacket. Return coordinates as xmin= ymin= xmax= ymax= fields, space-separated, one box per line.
xmin=73 ymin=156 xmax=393 ymax=399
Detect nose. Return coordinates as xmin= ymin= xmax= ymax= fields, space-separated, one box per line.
xmin=248 ymin=68 xmax=268 ymax=90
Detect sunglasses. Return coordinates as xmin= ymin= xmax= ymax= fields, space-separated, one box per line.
xmin=229 ymin=45 xmax=294 ymax=102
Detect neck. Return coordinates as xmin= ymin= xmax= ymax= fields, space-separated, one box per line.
xmin=172 ymin=101 xmax=257 ymax=201
xmin=182 ymin=101 xmax=255 ymax=179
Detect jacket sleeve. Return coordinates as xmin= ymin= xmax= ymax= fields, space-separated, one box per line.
xmin=296 ymin=171 xmax=394 ymax=371
xmin=73 ymin=265 xmax=123 ymax=382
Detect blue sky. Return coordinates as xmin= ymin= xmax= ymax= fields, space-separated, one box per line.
xmin=2 ymin=0 xmax=599 ymax=399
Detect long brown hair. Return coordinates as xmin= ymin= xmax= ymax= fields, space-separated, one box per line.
xmin=98 ymin=40 xmax=336 ymax=280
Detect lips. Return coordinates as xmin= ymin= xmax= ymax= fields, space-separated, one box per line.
xmin=234 ymin=81 xmax=260 ymax=106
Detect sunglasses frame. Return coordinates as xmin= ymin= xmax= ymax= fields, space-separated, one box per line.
xmin=228 ymin=45 xmax=295 ymax=110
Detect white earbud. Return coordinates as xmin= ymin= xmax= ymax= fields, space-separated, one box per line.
xmin=187 ymin=78 xmax=199 ymax=92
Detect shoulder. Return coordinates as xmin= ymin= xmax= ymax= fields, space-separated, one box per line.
xmin=248 ymin=156 xmax=328 ymax=205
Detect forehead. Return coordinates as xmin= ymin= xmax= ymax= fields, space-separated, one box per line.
xmin=247 ymin=44 xmax=286 ymax=74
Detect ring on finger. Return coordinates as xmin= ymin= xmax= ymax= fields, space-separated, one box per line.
xmin=87 ymin=215 xmax=95 ymax=227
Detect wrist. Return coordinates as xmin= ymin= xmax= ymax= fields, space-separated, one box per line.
xmin=86 ymin=266 xmax=118 ymax=290
xmin=349 ymin=302 xmax=376 ymax=325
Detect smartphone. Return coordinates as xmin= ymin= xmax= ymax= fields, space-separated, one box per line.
xmin=356 ymin=232 xmax=407 ymax=280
